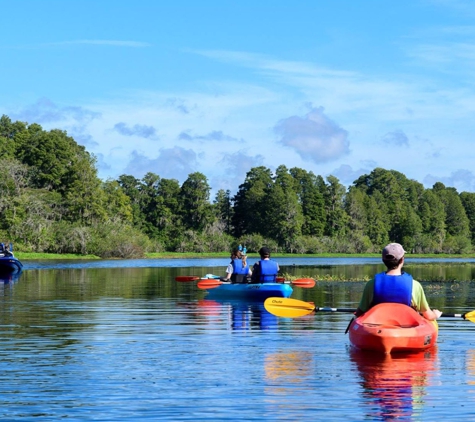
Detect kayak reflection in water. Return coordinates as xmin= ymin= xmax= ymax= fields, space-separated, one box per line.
xmin=232 ymin=302 xmax=278 ymax=330
xmin=350 ymin=348 xmax=438 ymax=420
xmin=196 ymin=299 xmax=278 ymax=330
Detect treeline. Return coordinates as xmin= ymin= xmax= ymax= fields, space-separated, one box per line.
xmin=1 ymin=114 xmax=475 ymax=257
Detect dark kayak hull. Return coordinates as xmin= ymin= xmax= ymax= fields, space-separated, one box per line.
xmin=0 ymin=256 xmax=23 ymax=273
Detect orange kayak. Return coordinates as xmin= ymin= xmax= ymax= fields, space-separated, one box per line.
xmin=348 ymin=303 xmax=438 ymax=354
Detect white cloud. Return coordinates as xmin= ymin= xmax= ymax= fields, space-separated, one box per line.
xmin=11 ymin=97 xmax=100 ymax=125
xmin=331 ymin=164 xmax=373 ymax=186
xmin=211 ymin=150 xmax=265 ymax=195
xmin=178 ymin=130 xmax=238 ymax=142
xmin=274 ymin=107 xmax=350 ymax=164
xmin=381 ymin=130 xmax=410 ymax=147
xmin=114 ymin=122 xmax=158 ymax=140
xmin=424 ymin=169 xmax=475 ymax=192
xmin=123 ymin=147 xmax=198 ymax=181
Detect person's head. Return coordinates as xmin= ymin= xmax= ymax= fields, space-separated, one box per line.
xmin=231 ymin=249 xmax=243 ymax=259
xmin=382 ymin=243 xmax=406 ymax=270
xmin=259 ymin=247 xmax=271 ymax=259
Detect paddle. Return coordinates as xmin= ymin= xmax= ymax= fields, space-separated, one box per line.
xmin=197 ymin=279 xmax=228 ymax=289
xmin=264 ymin=297 xmax=475 ymax=322
xmin=175 ymin=276 xmax=200 ymax=282
xmin=197 ymin=278 xmax=316 ymax=290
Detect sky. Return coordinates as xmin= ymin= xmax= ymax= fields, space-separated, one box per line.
xmin=2 ymin=0 xmax=475 ymax=197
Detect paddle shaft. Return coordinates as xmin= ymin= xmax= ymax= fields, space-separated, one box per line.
xmin=316 ymin=307 xmax=468 ymax=318
xmin=264 ymin=298 xmax=475 ymax=321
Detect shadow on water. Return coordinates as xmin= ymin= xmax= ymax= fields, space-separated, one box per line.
xmin=350 ymin=347 xmax=438 ymax=420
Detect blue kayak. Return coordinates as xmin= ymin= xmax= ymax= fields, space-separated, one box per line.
xmin=206 ymin=282 xmax=293 ymax=300
xmin=0 ymin=255 xmax=23 ymax=274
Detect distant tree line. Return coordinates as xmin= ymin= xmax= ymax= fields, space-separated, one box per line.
xmin=1 ymin=114 xmax=474 ymax=257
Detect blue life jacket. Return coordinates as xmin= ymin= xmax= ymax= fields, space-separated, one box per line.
xmin=231 ymin=258 xmax=249 ymax=283
xmin=258 ymin=260 xmax=278 ymax=283
xmin=372 ymin=272 xmax=413 ymax=307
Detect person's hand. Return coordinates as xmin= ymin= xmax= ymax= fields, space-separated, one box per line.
xmin=433 ymin=309 xmax=443 ymax=319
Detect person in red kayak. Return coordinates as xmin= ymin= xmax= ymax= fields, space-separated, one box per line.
xmin=355 ymin=243 xmax=442 ymax=321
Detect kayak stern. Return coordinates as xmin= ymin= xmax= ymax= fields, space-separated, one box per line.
xmin=349 ymin=303 xmax=438 ymax=354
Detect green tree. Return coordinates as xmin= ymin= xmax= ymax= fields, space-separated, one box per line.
xmin=214 ymin=189 xmax=233 ymax=234
xmin=266 ymin=165 xmax=303 ymax=249
xmin=323 ymin=175 xmax=348 ymax=237
xmin=460 ymin=191 xmax=475 ymax=245
xmin=419 ymin=189 xmax=446 ymax=252
xmin=179 ymin=172 xmax=213 ymax=231
xmin=434 ymin=185 xmax=470 ymax=238
xmin=290 ymin=167 xmax=325 ymax=236
xmin=118 ymin=174 xmax=146 ymax=229
xmin=17 ymin=124 xmax=92 ymax=193
xmin=363 ymin=192 xmax=389 ymax=248
xmin=232 ymin=166 xmax=273 ymax=237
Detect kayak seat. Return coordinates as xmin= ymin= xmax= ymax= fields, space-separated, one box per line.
xmin=363 ymin=303 xmax=421 ymax=328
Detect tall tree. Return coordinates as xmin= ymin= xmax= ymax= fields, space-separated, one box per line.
xmin=118 ymin=174 xmax=145 ymax=229
xmin=267 ymin=165 xmax=303 ymax=248
xmin=434 ymin=185 xmax=470 ymax=238
xmin=232 ymin=166 xmax=273 ymax=237
xmin=179 ymin=172 xmax=213 ymax=231
xmin=290 ymin=167 xmax=325 ymax=236
xmin=323 ymin=175 xmax=348 ymax=237
xmin=214 ymin=189 xmax=233 ymax=234
xmin=460 ymin=192 xmax=475 ymax=244
xmin=419 ymin=189 xmax=446 ymax=251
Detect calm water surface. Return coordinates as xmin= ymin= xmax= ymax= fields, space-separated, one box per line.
xmin=1 ymin=258 xmax=475 ymax=421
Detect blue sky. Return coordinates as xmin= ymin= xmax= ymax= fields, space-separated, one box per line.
xmin=2 ymin=0 xmax=475 ymax=196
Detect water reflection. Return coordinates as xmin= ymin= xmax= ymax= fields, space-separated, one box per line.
xmin=197 ymin=299 xmax=279 ymax=330
xmin=351 ymin=348 xmax=438 ymax=420
xmin=0 ymin=272 xmax=21 ymax=284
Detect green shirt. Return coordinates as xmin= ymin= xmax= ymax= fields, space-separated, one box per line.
xmin=358 ymin=278 xmax=430 ymax=313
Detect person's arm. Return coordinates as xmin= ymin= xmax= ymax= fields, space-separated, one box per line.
xmin=412 ymin=281 xmax=442 ymax=320
xmin=224 ymin=264 xmax=233 ymax=280
xmin=421 ymin=309 xmax=442 ymax=321
xmin=250 ymin=262 xmax=259 ymax=282
xmin=355 ymin=279 xmax=375 ymax=317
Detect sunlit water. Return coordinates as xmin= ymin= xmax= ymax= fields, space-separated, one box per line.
xmin=1 ymin=258 xmax=475 ymax=420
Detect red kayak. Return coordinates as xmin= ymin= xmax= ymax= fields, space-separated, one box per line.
xmin=348 ymin=303 xmax=438 ymax=354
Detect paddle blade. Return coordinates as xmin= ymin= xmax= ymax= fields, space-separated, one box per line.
xmin=464 ymin=310 xmax=475 ymax=323
xmin=175 ymin=276 xmax=199 ymax=282
xmin=197 ymin=279 xmax=223 ymax=290
xmin=264 ymin=297 xmax=316 ymax=318
xmin=291 ymin=278 xmax=316 ymax=288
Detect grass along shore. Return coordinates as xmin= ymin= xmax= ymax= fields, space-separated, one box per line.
xmin=12 ymin=251 xmax=475 ymax=260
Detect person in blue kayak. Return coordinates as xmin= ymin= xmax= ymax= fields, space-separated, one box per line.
xmin=223 ymin=248 xmax=252 ymax=283
xmin=355 ymin=243 xmax=442 ymax=321
xmin=250 ymin=247 xmax=279 ymax=284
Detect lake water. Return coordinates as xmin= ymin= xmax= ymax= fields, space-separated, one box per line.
xmin=2 ymin=257 xmax=475 ymax=421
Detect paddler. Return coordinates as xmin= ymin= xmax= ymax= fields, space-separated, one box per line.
xmin=250 ymin=247 xmax=279 ymax=284
xmin=355 ymin=243 xmax=442 ymax=321
xmin=223 ymin=248 xmax=252 ymax=283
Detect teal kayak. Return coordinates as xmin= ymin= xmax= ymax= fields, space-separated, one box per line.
xmin=206 ymin=282 xmax=293 ymax=300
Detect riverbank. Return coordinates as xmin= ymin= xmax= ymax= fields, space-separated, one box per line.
xmin=13 ymin=251 xmax=475 ymax=260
